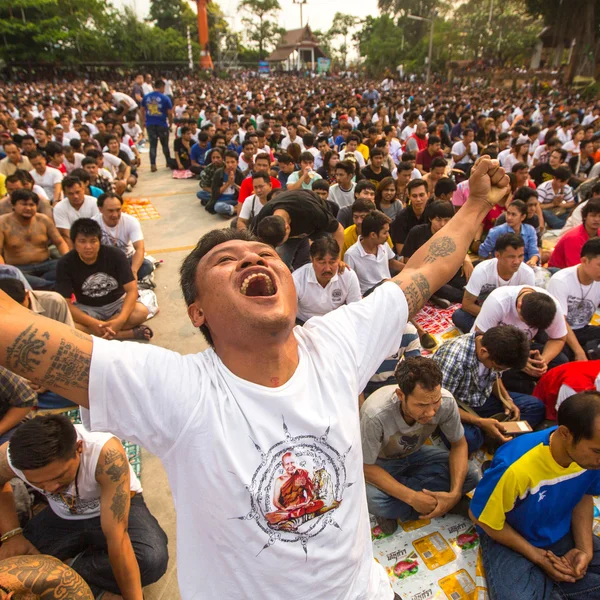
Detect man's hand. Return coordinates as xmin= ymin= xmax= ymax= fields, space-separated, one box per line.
xmin=0 ymin=535 xmax=40 ymax=560
xmin=534 ymin=549 xmax=576 ymax=583
xmin=478 ymin=418 xmax=511 ymax=444
xmin=523 ymin=351 xmax=547 ymax=377
xmin=469 ymin=156 xmax=511 ymax=207
xmin=88 ymin=319 xmax=111 ymax=338
xmin=552 ymin=194 xmax=564 ymax=207
xmin=503 ymin=400 xmax=521 ymax=421
xmin=561 ymin=548 xmax=592 ymax=579
xmin=418 ymin=490 xmax=460 ymax=519
xmin=338 ymin=261 xmax=349 ymax=274
xmin=99 ymin=319 xmax=123 ymax=339
xmin=409 ymin=491 xmax=437 ymax=517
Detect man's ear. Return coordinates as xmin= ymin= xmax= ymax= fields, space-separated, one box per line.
xmin=395 ymin=388 xmax=405 ymax=403
xmin=187 ymin=302 xmax=206 ymax=328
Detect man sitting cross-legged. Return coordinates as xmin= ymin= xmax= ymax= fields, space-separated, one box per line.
xmin=0 ymin=415 xmax=168 ymax=599
xmin=55 ymin=218 xmax=152 ymax=341
xmin=471 ymin=392 xmax=600 ymax=600
xmin=362 ymin=357 xmax=480 ymax=535
xmin=0 ymin=189 xmax=68 ymax=290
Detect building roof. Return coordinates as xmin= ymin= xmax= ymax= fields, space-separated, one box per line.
xmin=267 ymin=25 xmax=327 ymax=62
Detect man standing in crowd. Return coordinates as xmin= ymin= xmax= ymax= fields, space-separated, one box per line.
xmin=140 ymin=80 xmax=173 ymax=173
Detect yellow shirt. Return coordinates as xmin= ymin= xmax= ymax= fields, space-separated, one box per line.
xmin=342 ymin=225 xmax=393 ymax=256
xmin=357 ymin=143 xmax=370 ymax=162
xmin=0 ymin=174 xmax=6 ymax=198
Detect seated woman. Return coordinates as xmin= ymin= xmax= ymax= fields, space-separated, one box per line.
xmin=375 ymin=176 xmax=403 ymax=221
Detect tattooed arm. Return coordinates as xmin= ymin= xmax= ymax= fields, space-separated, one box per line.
xmin=0 ymin=554 xmax=93 ymax=599
xmin=0 ymin=291 xmax=92 ymax=407
xmin=393 ymin=157 xmax=510 ymax=318
xmin=96 ymin=438 xmax=143 ymax=600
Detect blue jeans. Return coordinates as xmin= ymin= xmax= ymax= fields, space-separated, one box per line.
xmin=366 ymin=445 xmax=481 ymax=521
xmin=452 ymin=308 xmax=476 ymax=333
xmin=128 ymin=256 xmax=154 ymax=280
xmin=480 ymin=529 xmax=600 ymax=600
xmin=17 ymin=259 xmax=58 ymax=291
xmin=197 ymin=189 xmax=211 ymax=205
xmin=542 ymin=208 xmax=569 ymax=230
xmin=462 ymin=392 xmax=546 ymax=454
xmin=147 ymin=124 xmax=171 ymax=167
xmin=213 ymin=194 xmax=237 ymax=215
xmin=23 ymin=494 xmax=168 ymax=596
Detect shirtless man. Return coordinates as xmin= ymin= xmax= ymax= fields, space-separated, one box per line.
xmin=0 ymin=555 xmax=93 ymax=599
xmin=0 ymin=172 xmax=53 ymax=219
xmin=0 ymin=190 xmax=68 ymax=290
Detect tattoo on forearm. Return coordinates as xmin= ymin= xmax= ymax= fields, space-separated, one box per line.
xmin=42 ymin=339 xmax=90 ymax=391
xmin=422 ymin=236 xmax=457 ymax=264
xmin=104 ymin=448 xmax=128 ymax=483
xmin=6 ymin=324 xmax=49 ymax=374
xmin=402 ymin=272 xmax=432 ymax=316
xmin=0 ymin=555 xmax=93 ymax=598
xmin=110 ymin=482 xmax=128 ymax=523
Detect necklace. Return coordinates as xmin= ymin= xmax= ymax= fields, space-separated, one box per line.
xmin=59 ymin=465 xmax=80 ymax=515
xmin=577 ymin=270 xmax=593 ymax=309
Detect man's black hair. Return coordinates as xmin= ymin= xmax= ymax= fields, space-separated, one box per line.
xmin=351 ymin=198 xmax=376 ymax=214
xmin=312 ymin=179 xmax=330 ymax=193
xmin=397 ymin=161 xmax=413 ymax=173
xmin=251 ymin=170 xmax=270 ymax=185
xmin=45 ymin=141 xmax=63 ymax=157
xmin=302 ymin=133 xmax=315 ymax=147
xmin=361 ymin=210 xmax=391 ymax=237
xmin=553 ymin=166 xmax=571 ymax=182
xmin=257 ymin=215 xmax=286 ymax=249
xmin=511 ymin=162 xmax=529 ymax=173
xmin=513 ymin=187 xmax=538 ymax=202
xmin=97 ymin=192 xmax=123 ymax=208
xmin=434 ymin=177 xmax=456 ymax=198
xmin=310 ymin=236 xmax=339 ymax=260
xmin=85 ymin=149 xmax=102 ymax=160
xmin=70 ymin=218 xmax=102 ymax=243
xmin=427 ymin=135 xmax=441 ymax=146
xmin=520 ymin=292 xmax=557 ymax=330
xmin=481 ymin=325 xmax=530 ymax=370
xmin=0 ymin=278 xmax=27 ymax=304
xmin=394 ymin=356 xmax=442 ymax=398
xmin=355 ymin=180 xmax=376 ymax=196
xmin=299 ymin=151 xmax=315 ymax=163
xmin=10 ymin=189 xmax=39 ymax=206
xmin=370 ymin=148 xmax=384 ymax=158
xmin=495 ymin=233 xmax=525 ymax=253
xmin=62 ymin=176 xmax=83 ymax=191
xmin=224 ymin=150 xmax=239 ymax=161
xmin=582 ymin=198 xmax=600 ymax=219
xmin=278 ymin=153 xmax=294 ymax=165
xmin=581 ymin=237 xmax=600 ymax=260
xmin=407 ymin=178 xmax=428 ymax=195
xmin=335 ymin=160 xmax=355 ymax=176
xmin=9 ymin=414 xmax=78 ymax=471
xmin=558 ymin=392 xmax=600 ymax=444
xmin=428 ymin=200 xmax=455 ymax=221
xmin=430 ymin=157 xmax=448 ymax=171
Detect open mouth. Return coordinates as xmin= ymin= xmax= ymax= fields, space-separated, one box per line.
xmin=240 ymin=272 xmax=276 ymax=297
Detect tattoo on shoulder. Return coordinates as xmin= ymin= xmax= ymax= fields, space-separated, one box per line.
xmin=6 ymin=324 xmax=49 ymax=374
xmin=402 ymin=272 xmax=432 ymax=316
xmin=0 ymin=554 xmax=94 ymax=598
xmin=42 ymin=338 xmax=90 ymax=391
xmin=110 ymin=482 xmax=128 ymax=524
xmin=423 ymin=236 xmax=457 ymax=264
xmin=103 ymin=447 xmax=128 ymax=483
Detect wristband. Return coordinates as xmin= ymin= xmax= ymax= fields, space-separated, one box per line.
xmin=1 ymin=527 xmax=23 ymax=543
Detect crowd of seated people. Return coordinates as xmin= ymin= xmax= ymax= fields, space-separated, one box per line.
xmin=1 ymin=72 xmax=600 ymax=600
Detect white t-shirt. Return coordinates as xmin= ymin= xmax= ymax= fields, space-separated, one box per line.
xmin=32 ymin=184 xmax=49 ymax=202
xmin=8 ymin=425 xmax=141 ymax=521
xmin=465 ymin=259 xmax=535 ymax=299
xmin=93 ymin=212 xmax=143 ymax=258
xmin=292 ymin=263 xmax=362 ymax=322
xmin=537 ymin=180 xmax=574 ymax=205
xmin=53 ymin=195 xmax=100 ymax=230
xmin=344 ymin=240 xmax=395 ymax=295
xmin=280 ymin=135 xmax=304 ymax=151
xmin=102 ymin=152 xmax=123 ymax=178
xmin=472 ymin=284 xmax=568 ymax=340
xmin=328 ymin=183 xmax=356 ymax=209
xmin=547 ymin=266 xmax=600 ymax=330
xmin=451 ymin=141 xmax=478 ymax=164
xmin=88 ymin=281 xmax=407 ymax=600
xmin=113 ymin=92 xmax=137 ymax=112
xmin=124 ymin=122 xmax=142 ymax=142
xmin=238 ymin=194 xmax=265 ymax=221
xmin=30 ymin=166 xmax=63 ymax=202
xmin=497 ymin=148 xmax=511 ymax=167
xmin=339 ymin=149 xmax=366 ymax=168
xmin=64 ymin=152 xmax=85 ymax=174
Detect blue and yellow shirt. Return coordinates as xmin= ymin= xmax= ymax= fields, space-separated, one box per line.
xmin=471 ymin=427 xmax=600 ymax=548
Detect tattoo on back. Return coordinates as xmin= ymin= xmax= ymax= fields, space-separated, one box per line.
xmin=423 ymin=236 xmax=457 ymax=264
xmin=6 ymin=324 xmax=49 ymax=374
xmin=42 ymin=338 xmax=90 ymax=391
xmin=0 ymin=555 xmax=93 ymax=599
xmin=402 ymin=272 xmax=432 ymax=316
xmin=110 ymin=482 xmax=128 ymax=524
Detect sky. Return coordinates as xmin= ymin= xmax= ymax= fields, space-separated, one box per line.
xmin=113 ymin=0 xmax=381 ymax=37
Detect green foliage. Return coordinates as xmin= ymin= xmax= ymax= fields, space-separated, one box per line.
xmin=328 ymin=12 xmax=361 ymax=67
xmin=239 ymin=0 xmax=282 ymax=60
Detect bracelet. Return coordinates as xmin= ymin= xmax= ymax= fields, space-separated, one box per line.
xmin=0 ymin=527 xmax=23 ymax=543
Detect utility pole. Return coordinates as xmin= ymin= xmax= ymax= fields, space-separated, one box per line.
xmin=193 ymin=0 xmax=213 ymax=69
xmin=407 ymin=9 xmax=436 ymax=85
xmin=293 ymin=0 xmax=307 ymax=28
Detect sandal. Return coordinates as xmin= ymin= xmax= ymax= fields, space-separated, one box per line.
xmin=132 ymin=325 xmax=153 ymax=341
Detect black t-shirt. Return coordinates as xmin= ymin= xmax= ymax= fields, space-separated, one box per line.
xmin=255 ymin=190 xmax=339 ymax=238
xmin=401 ymin=223 xmax=433 ymax=259
xmin=174 ymin=138 xmax=191 ymax=168
xmin=361 ymin=165 xmax=392 ymax=185
xmin=391 ymin=207 xmax=427 ymax=246
xmin=56 ymin=245 xmax=134 ymax=307
xmin=530 ymin=163 xmax=555 ymax=187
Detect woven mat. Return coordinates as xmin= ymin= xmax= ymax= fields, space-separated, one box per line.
xmin=123 ymin=198 xmax=161 ymax=222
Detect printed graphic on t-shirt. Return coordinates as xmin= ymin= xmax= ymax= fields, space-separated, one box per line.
xmin=146 ymin=99 xmax=162 ymax=116
xmin=235 ymin=417 xmax=348 ymax=556
xmin=387 ymin=433 xmax=420 ymax=455
xmin=81 ymin=273 xmax=118 ymax=298
xmin=47 ymin=492 xmax=100 ymax=515
xmin=566 ymin=295 xmax=595 ymax=328
xmin=100 ymin=231 xmax=128 ymax=251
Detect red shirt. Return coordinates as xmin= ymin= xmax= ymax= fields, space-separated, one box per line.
xmin=238 ymin=175 xmax=281 ymax=204
xmin=416 ymin=148 xmax=443 ymax=173
xmin=407 ymin=133 xmax=428 ymax=153
xmin=548 ymin=224 xmax=594 ymax=269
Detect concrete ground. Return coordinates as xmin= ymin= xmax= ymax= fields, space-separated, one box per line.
xmin=128 ymin=151 xmax=228 ymax=600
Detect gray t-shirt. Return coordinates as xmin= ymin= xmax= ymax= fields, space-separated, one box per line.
xmin=360 ymin=385 xmax=464 ymax=463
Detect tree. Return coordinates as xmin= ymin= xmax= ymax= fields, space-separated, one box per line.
xmin=239 ymin=0 xmax=282 ymax=60
xmin=327 ymin=13 xmax=360 ymax=68
xmin=148 ymin=0 xmax=187 ymax=33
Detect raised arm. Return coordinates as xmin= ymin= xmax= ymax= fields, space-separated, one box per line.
xmin=0 ymin=290 xmax=91 ymax=407
xmin=394 ymin=157 xmax=509 ymax=318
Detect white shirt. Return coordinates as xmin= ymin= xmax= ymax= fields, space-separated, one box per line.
xmin=472 ymin=284 xmax=568 ymax=340
xmin=87 ymin=282 xmax=407 ymax=600
xmin=561 ymin=200 xmax=585 ymax=235
xmin=93 ymin=212 xmax=143 ymax=258
xmin=124 ymin=123 xmax=142 ymax=142
xmin=292 ymin=263 xmax=362 ymax=322
xmin=465 ymin=259 xmax=535 ymax=299
xmin=344 ymin=240 xmax=395 ymax=295
xmin=400 ymin=125 xmax=414 ymax=142
xmin=498 ymin=148 xmax=511 ymax=167
xmin=280 ymin=135 xmax=304 ymax=151
xmin=102 ymin=152 xmax=123 ymax=179
xmin=451 ymin=140 xmax=478 ymax=165
xmin=141 ymin=82 xmax=153 ymax=96
xmin=328 ymin=183 xmax=356 ymax=209
xmin=53 ymin=195 xmax=100 ymax=230
xmin=238 ymin=194 xmax=265 ymax=221
xmin=547 ymin=266 xmax=600 ymax=331
xmin=339 ymin=149 xmax=366 ymax=168
xmin=112 ymin=92 xmax=138 ymax=112
xmin=537 ymin=180 xmax=575 ymax=205
xmin=8 ymin=425 xmax=141 ymax=521
xmin=30 ymin=166 xmax=63 ymax=202
xmin=64 ymin=152 xmax=85 ymax=174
